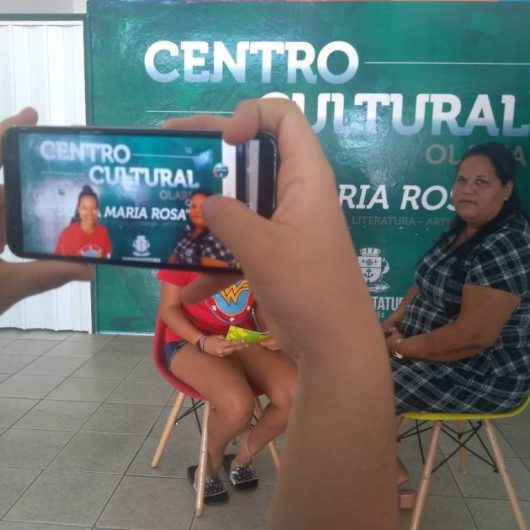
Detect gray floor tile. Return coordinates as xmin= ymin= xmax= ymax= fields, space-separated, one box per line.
xmin=107 ymin=380 xmax=173 ymax=406
xmin=0 ymin=356 xmax=39 ymax=375
xmin=96 ymin=476 xmax=193 ymax=530
xmin=4 ymin=469 xmax=121 ymax=527
xmin=466 ymin=498 xmax=530 ymax=530
xmin=0 ymin=376 xmax=66 ymax=399
xmin=524 ymin=459 xmax=530 ymax=472
xmin=0 ymin=429 xmax=72 ymax=470
xmin=125 ymin=358 xmax=162 ymax=383
xmin=191 ymin=484 xmax=274 ymax=530
xmin=46 ymin=378 xmax=120 ymax=402
xmin=71 ymin=356 xmax=140 ymax=380
xmin=398 ymin=454 xmax=462 ymax=497
xmin=398 ymin=423 xmax=445 ymax=461
xmin=0 ymin=374 xmax=9 ymax=383
xmin=81 ymin=403 xmax=162 ymax=434
xmin=0 ymin=338 xmax=15 ymax=350
xmin=5 ymin=341 xmax=58 ymax=356
xmin=64 ymin=333 xmax=114 ymax=346
xmin=100 ymin=338 xmax=152 ymax=356
xmin=438 ymin=421 xmax=519 ymax=459
xmin=0 ymin=467 xmax=39 ymax=518
xmin=13 ymin=400 xmax=100 ymax=432
xmin=0 ymin=398 xmax=39 ymax=430
xmin=0 ymin=330 xmax=25 ymax=339
xmin=399 ymin=496 xmax=478 ymax=530
xmin=16 ymin=357 xmax=88 ymax=378
xmin=43 ymin=341 xmax=100 ymax=357
xmin=0 ymin=523 xmax=91 ymax=530
xmin=50 ymin=431 xmax=145 ymax=474
xmin=497 ymin=422 xmax=530 ymax=458
xmin=127 ymin=420 xmax=201 ymax=479
xmin=449 ymin=456 xmax=530 ymax=500
xmin=18 ymin=331 xmax=71 ymax=341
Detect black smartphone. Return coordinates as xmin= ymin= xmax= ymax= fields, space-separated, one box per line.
xmin=3 ymin=126 xmax=278 ymax=273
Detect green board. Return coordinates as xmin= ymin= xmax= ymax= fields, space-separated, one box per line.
xmin=86 ymin=0 xmax=530 ymax=333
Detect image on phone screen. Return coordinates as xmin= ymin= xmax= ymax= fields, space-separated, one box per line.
xmin=7 ymin=128 xmax=277 ymax=271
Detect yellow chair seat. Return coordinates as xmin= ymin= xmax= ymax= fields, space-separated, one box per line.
xmin=403 ymin=394 xmax=530 ymax=422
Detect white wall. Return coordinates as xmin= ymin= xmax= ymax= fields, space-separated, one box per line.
xmin=0 ymin=1 xmax=86 ymax=14
xmin=0 ymin=20 xmax=91 ymax=331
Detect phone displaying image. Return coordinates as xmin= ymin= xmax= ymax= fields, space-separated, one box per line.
xmin=3 ymin=126 xmax=278 ymax=272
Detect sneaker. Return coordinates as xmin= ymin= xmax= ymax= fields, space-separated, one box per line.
xmin=187 ymin=465 xmax=229 ymax=504
xmin=223 ymin=454 xmax=259 ymax=490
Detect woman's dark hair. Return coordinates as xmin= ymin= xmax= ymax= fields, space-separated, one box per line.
xmin=445 ymin=142 xmax=523 ymax=260
xmin=71 ymin=185 xmax=100 ymax=224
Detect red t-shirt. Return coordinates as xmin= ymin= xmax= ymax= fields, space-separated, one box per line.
xmin=157 ymin=270 xmax=255 ymax=344
xmin=55 ymin=224 xmax=112 ymax=258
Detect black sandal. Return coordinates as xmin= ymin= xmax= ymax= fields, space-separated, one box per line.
xmin=223 ymin=454 xmax=259 ymax=490
xmin=187 ymin=465 xmax=229 ymax=504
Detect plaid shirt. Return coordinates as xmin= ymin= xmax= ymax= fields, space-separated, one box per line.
xmin=395 ymin=213 xmax=530 ymax=413
xmin=172 ymin=227 xmax=237 ymax=267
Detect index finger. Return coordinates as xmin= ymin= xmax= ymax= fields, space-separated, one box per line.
xmin=0 ymin=108 xmax=38 ymax=164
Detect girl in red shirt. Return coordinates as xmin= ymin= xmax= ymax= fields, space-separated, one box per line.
xmin=55 ymin=185 xmax=112 ymax=258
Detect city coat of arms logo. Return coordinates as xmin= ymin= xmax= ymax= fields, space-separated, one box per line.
xmin=358 ymin=247 xmax=390 ymax=293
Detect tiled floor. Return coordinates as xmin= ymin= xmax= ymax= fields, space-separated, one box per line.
xmin=0 ymin=329 xmax=528 ymax=530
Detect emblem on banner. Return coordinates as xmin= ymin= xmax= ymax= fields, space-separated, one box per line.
xmin=132 ymin=235 xmax=151 ymax=257
xmin=358 ymin=247 xmax=390 ymax=293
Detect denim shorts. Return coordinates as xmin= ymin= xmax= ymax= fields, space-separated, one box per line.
xmin=164 ymin=340 xmax=188 ymax=367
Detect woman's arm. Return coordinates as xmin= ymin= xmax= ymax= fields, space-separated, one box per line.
xmin=159 ymin=282 xmax=204 ymax=346
xmin=381 ymin=285 xmax=418 ymax=334
xmin=390 ymin=284 xmax=520 ymax=362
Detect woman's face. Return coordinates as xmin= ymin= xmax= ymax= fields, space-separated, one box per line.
xmin=78 ymin=196 xmax=98 ymax=229
xmin=452 ymin=155 xmax=513 ymax=228
xmin=189 ymin=194 xmax=207 ymax=229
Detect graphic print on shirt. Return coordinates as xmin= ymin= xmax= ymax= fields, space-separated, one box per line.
xmin=206 ymin=280 xmax=253 ymax=325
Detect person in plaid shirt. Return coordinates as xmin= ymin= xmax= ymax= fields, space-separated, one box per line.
xmin=171 ymin=190 xmax=237 ymax=269
xmin=382 ymin=143 xmax=530 ymax=506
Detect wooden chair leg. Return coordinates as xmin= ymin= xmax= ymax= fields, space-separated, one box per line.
xmin=484 ymin=421 xmax=528 ymax=530
xmin=151 ymin=392 xmax=185 ymax=468
xmin=195 ymin=402 xmax=210 ymax=518
xmin=409 ymin=421 xmax=443 ymax=530
xmin=254 ymin=397 xmax=281 ymax=470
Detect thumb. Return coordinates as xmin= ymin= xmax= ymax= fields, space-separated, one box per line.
xmin=202 ymin=196 xmax=275 ymax=269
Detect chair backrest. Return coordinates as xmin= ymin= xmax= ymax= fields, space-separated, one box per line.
xmin=152 ymin=315 xmax=205 ymax=400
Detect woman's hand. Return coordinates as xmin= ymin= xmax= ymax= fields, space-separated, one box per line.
xmin=201 ymin=334 xmax=247 ymax=357
xmin=381 ymin=319 xmax=398 ymax=338
xmin=385 ymin=327 xmax=404 ymax=353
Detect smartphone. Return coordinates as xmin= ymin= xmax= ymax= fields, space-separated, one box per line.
xmin=3 ymin=126 xmax=278 ymax=273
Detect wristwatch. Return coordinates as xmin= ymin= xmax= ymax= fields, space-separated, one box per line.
xmin=391 ymin=338 xmax=404 ymax=360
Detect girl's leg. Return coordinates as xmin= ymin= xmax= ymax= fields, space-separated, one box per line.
xmin=169 ymin=344 xmax=255 ymax=476
xmin=232 ymin=345 xmax=297 ymax=465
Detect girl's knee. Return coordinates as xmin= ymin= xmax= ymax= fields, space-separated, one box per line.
xmin=213 ymin=390 xmax=254 ymax=427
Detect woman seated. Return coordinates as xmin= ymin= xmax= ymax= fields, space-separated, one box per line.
xmin=382 ymin=143 xmax=530 ymax=505
xmin=157 ymin=270 xmax=296 ymax=504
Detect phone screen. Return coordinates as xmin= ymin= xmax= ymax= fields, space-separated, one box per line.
xmin=7 ymin=128 xmax=275 ymax=271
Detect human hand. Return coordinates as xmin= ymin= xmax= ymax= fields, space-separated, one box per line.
xmin=165 ymin=100 xmax=397 ymax=530
xmin=385 ymin=327 xmax=404 ymax=353
xmin=201 ymin=334 xmax=247 ymax=357
xmin=166 ymin=99 xmax=379 ymax=359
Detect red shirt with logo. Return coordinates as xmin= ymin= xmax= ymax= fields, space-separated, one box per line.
xmin=157 ymin=270 xmax=255 ymax=344
xmin=55 ymin=223 xmax=112 ymax=258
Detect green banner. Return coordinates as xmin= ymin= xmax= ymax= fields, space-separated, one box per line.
xmin=87 ymin=0 xmax=530 ymax=333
